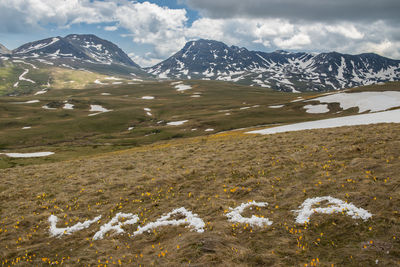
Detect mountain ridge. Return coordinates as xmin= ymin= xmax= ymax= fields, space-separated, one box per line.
xmin=3 ymin=35 xmax=400 ymax=91
xmin=148 ymin=39 xmax=400 ymax=92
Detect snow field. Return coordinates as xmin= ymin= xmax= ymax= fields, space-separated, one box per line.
xmin=248 ymin=109 xmax=400 ymax=135
xmin=308 ymin=91 xmax=400 ymax=113
xmin=1 ymin=152 xmax=54 ymax=158
xmin=303 ymin=104 xmax=329 ymax=114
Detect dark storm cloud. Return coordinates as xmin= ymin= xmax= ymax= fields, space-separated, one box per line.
xmin=184 ymin=0 xmax=400 ymax=22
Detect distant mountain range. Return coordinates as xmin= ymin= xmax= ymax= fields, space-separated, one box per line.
xmin=148 ymin=39 xmax=400 ymax=92
xmin=2 ymin=36 xmax=400 ymax=92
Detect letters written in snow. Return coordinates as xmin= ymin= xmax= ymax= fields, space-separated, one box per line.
xmin=48 ymin=196 xmax=372 ymax=240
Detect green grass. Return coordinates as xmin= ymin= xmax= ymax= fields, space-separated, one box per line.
xmin=1 ymin=80 xmax=399 ymax=169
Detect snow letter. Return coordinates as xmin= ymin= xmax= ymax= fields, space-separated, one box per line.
xmin=294 ymin=196 xmax=372 ymax=224
xmin=226 ymin=201 xmax=273 ymax=227
xmin=133 ymin=207 xmax=205 ymax=236
xmin=49 ymin=215 xmax=102 ymax=238
xmin=93 ymin=213 xmax=139 ymax=240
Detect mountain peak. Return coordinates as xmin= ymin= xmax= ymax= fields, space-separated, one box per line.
xmin=12 ymin=34 xmax=140 ymax=68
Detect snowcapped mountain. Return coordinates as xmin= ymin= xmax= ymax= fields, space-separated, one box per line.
xmin=148 ymin=39 xmax=400 ymax=92
xmin=64 ymin=34 xmax=140 ymax=68
xmin=0 ymin=43 xmax=10 ymax=54
xmin=13 ymin=34 xmax=139 ymax=67
xmin=9 ymin=34 xmax=146 ymax=77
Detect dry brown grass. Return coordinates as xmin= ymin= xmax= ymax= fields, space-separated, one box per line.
xmin=0 ymin=123 xmax=399 ymax=266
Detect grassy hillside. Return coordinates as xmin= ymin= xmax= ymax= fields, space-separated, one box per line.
xmin=0 ymin=80 xmax=324 ymax=168
xmin=1 ymin=80 xmax=399 ymax=170
xmin=0 ymin=123 xmax=398 ymax=266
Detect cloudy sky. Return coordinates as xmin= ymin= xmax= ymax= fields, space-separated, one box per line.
xmin=0 ymin=0 xmax=399 ymax=67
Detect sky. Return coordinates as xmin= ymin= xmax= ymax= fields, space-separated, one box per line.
xmin=0 ymin=0 xmax=399 ymax=67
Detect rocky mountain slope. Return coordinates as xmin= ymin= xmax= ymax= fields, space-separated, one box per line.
xmin=148 ymin=39 xmax=400 ymax=92
xmin=0 ymin=43 xmax=10 ymax=54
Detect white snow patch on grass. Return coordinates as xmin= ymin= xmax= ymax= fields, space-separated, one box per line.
xmin=12 ymin=100 xmax=40 ymax=104
xmin=22 ymin=127 xmax=31 ymax=130
xmin=269 ymin=105 xmax=284 ymax=109
xmin=34 ymin=90 xmax=48 ymax=95
xmin=205 ymin=128 xmax=214 ymax=132
xmin=42 ymin=105 xmax=56 ymax=110
xmin=247 ymin=109 xmax=400 ymax=135
xmin=308 ymin=91 xmax=400 ymax=113
xmin=93 ymin=213 xmax=139 ymax=240
xmin=142 ymin=96 xmax=155 ymax=100
xmin=175 ymin=84 xmax=192 ymax=92
xmin=167 ymin=120 xmax=188 ymax=126
xmin=95 ymin=80 xmax=107 ymax=85
xmin=19 ymin=69 xmax=35 ymax=84
xmin=23 ymin=100 xmax=40 ymax=104
xmin=89 ymin=105 xmax=112 ymax=116
xmin=133 ymin=207 xmax=205 ymax=236
xmin=304 ymin=104 xmax=329 ymax=114
xmin=226 ymin=201 xmax=273 ymax=228
xmin=49 ymin=215 xmax=101 ymax=238
xmin=63 ymin=103 xmax=74 ymax=110
xmin=105 ymin=76 xmax=122 ymax=80
xmin=293 ymin=196 xmax=372 ymax=224
xmin=171 ymin=81 xmax=183 ymax=85
xmin=1 ymin=152 xmax=54 ymax=158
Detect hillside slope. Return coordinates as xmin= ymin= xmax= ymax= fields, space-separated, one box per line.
xmin=0 ymin=43 xmax=10 ymax=54
xmin=0 ymin=123 xmax=399 ymax=266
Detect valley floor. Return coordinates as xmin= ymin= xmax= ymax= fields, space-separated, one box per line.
xmin=0 ymin=123 xmax=399 ymax=266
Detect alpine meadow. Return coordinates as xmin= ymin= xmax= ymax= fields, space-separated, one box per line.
xmin=0 ymin=0 xmax=400 ymax=266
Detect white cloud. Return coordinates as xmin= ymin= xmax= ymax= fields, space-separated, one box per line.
xmin=115 ymin=2 xmax=188 ymax=57
xmin=325 ymin=25 xmax=364 ymax=40
xmin=104 ymin=25 xmax=118 ymax=31
xmin=0 ymin=0 xmax=399 ymax=65
xmin=358 ymin=40 xmax=400 ymax=59
xmin=274 ymin=33 xmax=311 ymax=49
xmin=0 ymin=0 xmax=116 ymax=29
xmin=128 ymin=52 xmax=163 ymax=68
